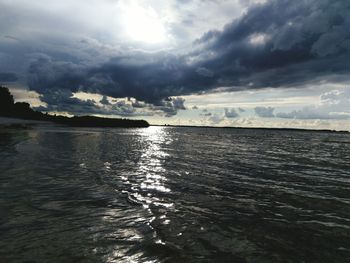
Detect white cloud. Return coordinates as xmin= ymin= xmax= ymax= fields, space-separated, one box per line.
xmin=224 ymin=108 xmax=239 ymax=118
xmin=254 ymin=106 xmax=275 ymax=118
xmin=249 ymin=33 xmax=270 ymax=45
xmin=277 ymin=88 xmax=350 ymax=120
xmin=9 ymin=87 xmax=46 ymax=108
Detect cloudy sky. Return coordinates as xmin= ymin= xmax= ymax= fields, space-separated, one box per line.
xmin=1 ymin=0 xmax=350 ymax=130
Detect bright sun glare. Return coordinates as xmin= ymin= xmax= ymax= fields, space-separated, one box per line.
xmin=123 ymin=3 xmax=167 ymax=44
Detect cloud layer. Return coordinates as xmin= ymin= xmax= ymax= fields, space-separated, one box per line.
xmin=1 ymin=0 xmax=350 ymax=119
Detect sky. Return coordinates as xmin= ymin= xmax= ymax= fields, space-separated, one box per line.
xmin=1 ymin=0 xmax=350 ymax=130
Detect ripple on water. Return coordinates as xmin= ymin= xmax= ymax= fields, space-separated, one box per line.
xmin=0 ymin=127 xmax=350 ymax=262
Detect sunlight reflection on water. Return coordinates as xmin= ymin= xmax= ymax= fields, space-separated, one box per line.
xmin=137 ymin=126 xmax=172 ymax=196
xmin=1 ymin=126 xmax=350 ymax=262
xmin=107 ymin=127 xmax=175 ymax=262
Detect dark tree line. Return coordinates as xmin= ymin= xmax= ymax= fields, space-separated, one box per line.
xmin=0 ymin=86 xmax=149 ymax=128
xmin=0 ymin=86 xmax=40 ymax=119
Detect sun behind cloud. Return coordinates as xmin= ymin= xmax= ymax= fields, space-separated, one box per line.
xmin=121 ymin=2 xmax=168 ymax=44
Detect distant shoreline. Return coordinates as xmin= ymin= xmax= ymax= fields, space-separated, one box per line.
xmin=0 ymin=116 xmax=150 ymax=129
xmin=0 ymin=86 xmax=150 ymax=128
xmin=1 ymin=117 xmax=348 ymax=134
xmin=1 ymin=86 xmax=348 ymax=133
xmin=152 ymin=124 xmax=349 ymax=134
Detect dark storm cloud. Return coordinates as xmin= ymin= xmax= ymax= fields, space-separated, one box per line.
xmin=34 ymin=89 xmax=141 ymax=117
xmin=27 ymin=54 xmax=216 ymax=114
xmin=100 ymin=95 xmax=110 ymax=105
xmin=196 ymin=67 xmax=214 ymax=77
xmin=15 ymin=0 xmax=350 ymax=115
xmin=34 ymin=89 xmax=99 ymax=115
xmin=149 ymin=97 xmax=186 ymax=117
xmin=171 ymin=97 xmax=186 ymax=110
xmin=0 ymin=72 xmax=18 ymax=82
xmin=192 ymin=0 xmax=350 ymax=89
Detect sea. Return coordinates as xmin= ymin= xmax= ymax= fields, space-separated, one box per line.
xmin=1 ymin=125 xmax=350 ymax=262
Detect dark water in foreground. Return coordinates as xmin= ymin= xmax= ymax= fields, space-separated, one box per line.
xmin=1 ymin=126 xmax=350 ymax=263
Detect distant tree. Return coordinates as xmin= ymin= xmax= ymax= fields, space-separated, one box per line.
xmin=0 ymin=86 xmax=15 ymax=112
xmin=14 ymin=102 xmax=32 ymax=113
xmin=0 ymin=86 xmax=150 ymax=127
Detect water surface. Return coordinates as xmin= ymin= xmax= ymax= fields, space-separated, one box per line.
xmin=1 ymin=126 xmax=350 ymax=262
